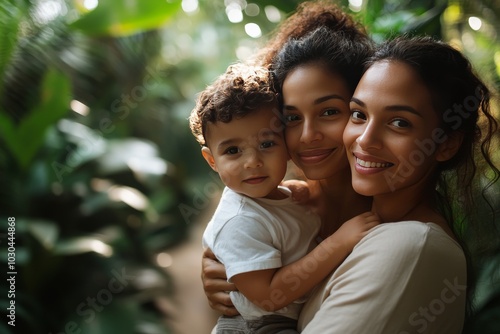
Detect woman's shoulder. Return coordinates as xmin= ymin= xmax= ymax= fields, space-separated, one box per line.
xmin=300 ymin=223 xmax=467 ymax=333
xmin=338 ymin=221 xmax=467 ymax=292
xmin=366 ymin=220 xmax=457 ymax=241
xmin=356 ymin=221 xmax=465 ymax=263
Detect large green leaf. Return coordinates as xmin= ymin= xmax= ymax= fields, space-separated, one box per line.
xmin=362 ymin=0 xmax=445 ymax=41
xmin=70 ymin=0 xmax=182 ymax=37
xmin=0 ymin=1 xmax=24 ymax=93
xmin=363 ymin=0 xmax=385 ymax=27
xmin=54 ymin=236 xmax=113 ymax=257
xmin=27 ymin=219 xmax=59 ymax=250
xmin=0 ymin=68 xmax=71 ymax=169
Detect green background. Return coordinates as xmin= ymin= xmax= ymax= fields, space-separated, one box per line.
xmin=0 ymin=0 xmax=499 ymax=333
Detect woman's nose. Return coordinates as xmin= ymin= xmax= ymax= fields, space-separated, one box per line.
xmin=300 ymin=119 xmax=322 ymax=144
xmin=356 ymin=122 xmax=382 ymax=150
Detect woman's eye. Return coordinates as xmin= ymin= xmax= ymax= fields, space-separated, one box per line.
xmin=351 ymin=110 xmax=366 ymax=121
xmin=391 ymin=119 xmax=411 ymax=128
xmin=284 ymin=114 xmax=300 ymax=123
xmin=322 ymin=108 xmax=339 ymax=116
xmin=225 ymin=147 xmax=240 ymax=155
xmin=261 ymin=141 xmax=275 ymax=149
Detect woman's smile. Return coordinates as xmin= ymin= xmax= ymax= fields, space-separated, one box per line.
xmin=353 ymin=155 xmax=394 ymax=175
xmin=298 ymin=148 xmax=336 ymax=164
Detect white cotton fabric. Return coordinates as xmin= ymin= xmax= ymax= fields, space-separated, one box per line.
xmin=203 ymin=186 xmax=321 ymax=320
xmin=298 ymin=221 xmax=467 ymax=334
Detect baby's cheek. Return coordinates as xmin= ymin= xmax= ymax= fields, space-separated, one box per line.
xmin=219 ymin=168 xmax=239 ymax=187
xmin=225 ymin=162 xmax=241 ymax=178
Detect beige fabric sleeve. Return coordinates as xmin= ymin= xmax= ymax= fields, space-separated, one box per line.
xmin=298 ymin=221 xmax=466 ymax=334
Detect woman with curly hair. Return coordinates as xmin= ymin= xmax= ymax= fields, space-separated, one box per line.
xmin=190 ymin=61 xmax=379 ymax=333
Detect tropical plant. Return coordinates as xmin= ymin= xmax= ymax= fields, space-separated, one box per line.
xmin=0 ymin=1 xmax=188 ymax=333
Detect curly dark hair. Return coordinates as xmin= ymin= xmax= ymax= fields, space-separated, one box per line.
xmin=189 ymin=63 xmax=278 ymax=146
xmin=252 ymin=0 xmax=367 ymax=68
xmin=272 ymin=25 xmax=374 ymax=98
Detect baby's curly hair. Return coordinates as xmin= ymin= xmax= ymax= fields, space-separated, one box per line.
xmin=189 ymin=63 xmax=278 ymax=146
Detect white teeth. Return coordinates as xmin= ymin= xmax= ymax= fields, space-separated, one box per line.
xmin=356 ymin=157 xmax=391 ymax=168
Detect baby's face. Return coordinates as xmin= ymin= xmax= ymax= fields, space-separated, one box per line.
xmin=203 ymin=106 xmax=288 ymax=199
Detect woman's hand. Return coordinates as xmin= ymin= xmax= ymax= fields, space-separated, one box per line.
xmin=201 ymin=248 xmax=239 ymax=316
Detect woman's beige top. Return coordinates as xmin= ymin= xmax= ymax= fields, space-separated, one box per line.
xmin=298 ymin=221 xmax=466 ymax=334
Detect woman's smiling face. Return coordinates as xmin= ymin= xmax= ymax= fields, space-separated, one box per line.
xmin=282 ymin=64 xmax=352 ymax=180
xmin=343 ymin=60 xmax=448 ymax=197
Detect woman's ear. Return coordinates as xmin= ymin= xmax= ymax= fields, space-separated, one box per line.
xmin=201 ymin=146 xmax=218 ymax=172
xmin=436 ymin=131 xmax=464 ymax=162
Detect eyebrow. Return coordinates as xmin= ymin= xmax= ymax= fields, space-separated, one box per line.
xmin=284 ymin=94 xmax=346 ymax=110
xmin=216 ymin=130 xmax=280 ymax=150
xmin=217 ymin=138 xmax=239 ymax=151
xmin=350 ymin=97 xmax=423 ymax=117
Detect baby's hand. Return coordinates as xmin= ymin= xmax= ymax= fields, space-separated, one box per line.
xmin=330 ymin=212 xmax=380 ymax=253
xmin=281 ymin=179 xmax=310 ymax=204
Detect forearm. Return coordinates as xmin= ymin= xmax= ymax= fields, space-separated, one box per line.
xmin=268 ymin=239 xmax=347 ymax=309
xmin=234 ymin=239 xmax=348 ymax=311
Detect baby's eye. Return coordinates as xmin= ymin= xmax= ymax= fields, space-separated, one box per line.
xmin=224 ymin=146 xmax=240 ymax=155
xmin=260 ymin=141 xmax=275 ymax=149
xmin=322 ymin=108 xmax=340 ymax=116
xmin=350 ymin=110 xmax=366 ymax=121
xmin=390 ymin=119 xmax=411 ymax=128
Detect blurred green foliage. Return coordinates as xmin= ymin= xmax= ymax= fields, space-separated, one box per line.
xmin=70 ymin=0 xmax=182 ymax=36
xmin=0 ymin=0 xmax=498 ymax=333
xmin=0 ymin=1 xmax=188 ymax=333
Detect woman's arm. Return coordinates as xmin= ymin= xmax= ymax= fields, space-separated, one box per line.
xmin=231 ymin=212 xmax=379 ymax=311
xmin=201 ymin=248 xmax=239 ymax=316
